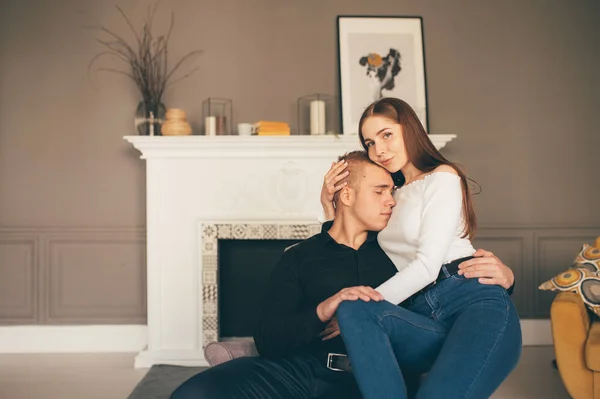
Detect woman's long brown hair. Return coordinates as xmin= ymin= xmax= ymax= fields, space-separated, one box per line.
xmin=358 ymin=97 xmax=477 ymax=239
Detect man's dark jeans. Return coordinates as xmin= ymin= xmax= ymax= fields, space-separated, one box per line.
xmin=170 ymin=352 xmax=361 ymax=399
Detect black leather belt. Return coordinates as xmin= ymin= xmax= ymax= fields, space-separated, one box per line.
xmin=412 ymin=255 xmax=475 ymax=297
xmin=436 ymin=255 xmax=474 ymax=282
xmin=327 ymin=353 xmax=352 ymax=373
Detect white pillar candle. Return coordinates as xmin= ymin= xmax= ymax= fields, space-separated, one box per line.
xmin=205 ymin=116 xmax=216 ymax=136
xmin=310 ymin=100 xmax=326 ymax=135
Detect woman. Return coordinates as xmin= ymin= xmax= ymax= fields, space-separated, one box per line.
xmin=320 ymin=98 xmax=521 ymax=399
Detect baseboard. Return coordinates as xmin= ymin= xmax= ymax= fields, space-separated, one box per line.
xmin=0 ymin=320 xmax=551 ymax=355
xmin=0 ymin=325 xmax=147 ymax=353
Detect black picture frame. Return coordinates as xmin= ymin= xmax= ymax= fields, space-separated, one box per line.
xmin=337 ymin=16 xmax=429 ymax=135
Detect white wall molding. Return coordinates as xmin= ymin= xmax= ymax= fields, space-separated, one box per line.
xmin=0 ymin=228 xmax=146 ymax=325
xmin=0 ymin=237 xmax=38 ymax=323
xmin=0 ymin=325 xmax=147 ymax=353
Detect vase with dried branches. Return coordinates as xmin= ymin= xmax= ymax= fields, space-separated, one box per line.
xmin=87 ymin=3 xmax=201 ymax=135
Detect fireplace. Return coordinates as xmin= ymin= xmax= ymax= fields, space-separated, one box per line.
xmin=200 ymin=222 xmax=320 ymax=345
xmin=218 ymin=239 xmax=299 ymax=338
xmin=125 ymin=134 xmax=455 ymax=368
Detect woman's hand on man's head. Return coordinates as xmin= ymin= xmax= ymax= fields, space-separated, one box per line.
xmin=320 ymin=160 xmax=349 ymax=219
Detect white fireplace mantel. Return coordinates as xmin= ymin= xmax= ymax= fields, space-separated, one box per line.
xmin=125 ymin=134 xmax=456 ymax=159
xmin=125 ymin=134 xmax=456 ymax=368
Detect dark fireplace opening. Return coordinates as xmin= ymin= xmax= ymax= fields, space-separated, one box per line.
xmin=218 ymin=239 xmax=302 ymax=338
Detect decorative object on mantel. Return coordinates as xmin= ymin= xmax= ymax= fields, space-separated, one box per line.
xmin=202 ymin=98 xmax=232 ymax=135
xmin=161 ymin=108 xmax=192 ymax=136
xmin=337 ymin=16 xmax=428 ymax=134
xmin=297 ymin=93 xmax=335 ymax=135
xmin=135 ymin=102 xmax=166 ymax=136
xmin=87 ymin=2 xmax=202 ymax=136
xmin=256 ymin=121 xmax=291 ymax=136
xmin=237 ymin=123 xmax=256 ymax=136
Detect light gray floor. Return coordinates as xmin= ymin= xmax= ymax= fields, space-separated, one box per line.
xmin=492 ymin=346 xmax=570 ymax=399
xmin=0 ymin=346 xmax=570 ymax=399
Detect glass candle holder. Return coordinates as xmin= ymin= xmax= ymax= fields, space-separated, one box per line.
xmin=297 ymin=93 xmax=334 ymax=135
xmin=202 ymin=98 xmax=233 ymax=136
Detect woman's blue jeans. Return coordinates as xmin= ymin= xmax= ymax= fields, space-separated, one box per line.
xmin=336 ymin=274 xmax=522 ymax=399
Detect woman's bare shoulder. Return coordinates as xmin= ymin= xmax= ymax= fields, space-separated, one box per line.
xmin=432 ymin=164 xmax=458 ymax=175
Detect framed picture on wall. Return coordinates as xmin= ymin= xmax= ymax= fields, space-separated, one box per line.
xmin=337 ymin=16 xmax=429 ymax=135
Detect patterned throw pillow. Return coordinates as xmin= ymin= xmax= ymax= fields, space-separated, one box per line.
xmin=539 ymin=243 xmax=600 ymax=317
xmin=573 ymin=244 xmax=600 ymax=272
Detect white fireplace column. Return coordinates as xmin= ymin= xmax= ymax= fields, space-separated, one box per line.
xmin=124 ymin=134 xmax=456 ymax=368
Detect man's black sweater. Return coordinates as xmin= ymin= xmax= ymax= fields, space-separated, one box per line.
xmin=253 ymin=222 xmax=397 ymax=360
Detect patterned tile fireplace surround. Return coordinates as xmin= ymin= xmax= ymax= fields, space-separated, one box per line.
xmin=125 ymin=134 xmax=455 ymax=368
xmin=200 ymin=222 xmax=321 ymax=345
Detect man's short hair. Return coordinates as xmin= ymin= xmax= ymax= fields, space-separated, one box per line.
xmin=333 ymin=150 xmax=375 ymax=204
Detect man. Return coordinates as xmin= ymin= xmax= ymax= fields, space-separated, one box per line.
xmin=171 ymin=151 xmax=514 ymax=399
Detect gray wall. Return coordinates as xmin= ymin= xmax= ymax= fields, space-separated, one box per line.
xmin=0 ymin=0 xmax=598 ymax=324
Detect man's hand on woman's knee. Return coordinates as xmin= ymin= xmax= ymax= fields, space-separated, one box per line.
xmin=316 ymin=286 xmax=383 ymax=322
xmin=457 ymin=249 xmax=515 ymax=289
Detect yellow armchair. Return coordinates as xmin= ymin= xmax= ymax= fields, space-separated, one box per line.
xmin=550 ymin=237 xmax=600 ymax=399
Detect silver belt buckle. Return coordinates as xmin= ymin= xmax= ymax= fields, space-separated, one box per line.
xmin=327 ymin=353 xmax=347 ymax=372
